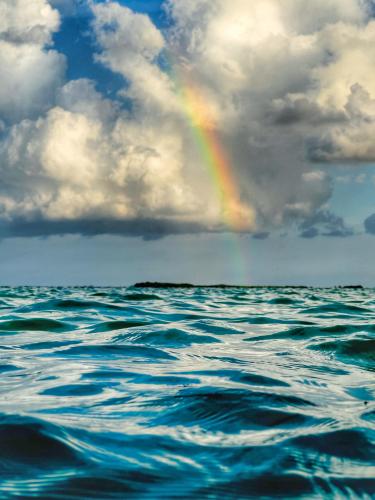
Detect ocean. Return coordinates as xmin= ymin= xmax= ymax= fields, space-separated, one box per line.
xmin=0 ymin=286 xmax=374 ymax=498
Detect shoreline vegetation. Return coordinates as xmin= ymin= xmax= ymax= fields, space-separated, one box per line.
xmin=133 ymin=282 xmax=365 ymax=289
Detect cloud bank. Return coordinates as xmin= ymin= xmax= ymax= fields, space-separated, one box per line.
xmin=0 ymin=0 xmax=374 ymax=238
xmin=364 ymin=213 xmax=375 ymax=235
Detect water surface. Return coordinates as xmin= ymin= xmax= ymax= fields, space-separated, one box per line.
xmin=0 ymin=286 xmax=374 ymax=498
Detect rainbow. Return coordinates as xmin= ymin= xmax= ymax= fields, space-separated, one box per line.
xmin=176 ymin=74 xmax=253 ymax=232
xmin=170 ymin=58 xmax=253 ymax=283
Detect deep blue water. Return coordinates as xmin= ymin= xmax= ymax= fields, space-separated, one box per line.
xmin=0 ymin=286 xmax=374 ymax=499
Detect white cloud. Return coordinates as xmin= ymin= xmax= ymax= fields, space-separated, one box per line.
xmin=92 ymin=2 xmax=176 ymax=111
xmin=0 ymin=79 xmax=202 ymax=225
xmin=310 ymin=84 xmax=375 ymax=162
xmin=0 ymin=40 xmax=65 ymax=123
xmin=0 ymin=0 xmax=60 ymax=44
xmin=0 ymin=0 xmax=65 ymax=123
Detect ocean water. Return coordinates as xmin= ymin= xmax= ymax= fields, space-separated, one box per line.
xmin=0 ymin=286 xmax=374 ymax=499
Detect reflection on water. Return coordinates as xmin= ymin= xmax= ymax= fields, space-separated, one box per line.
xmin=0 ymin=286 xmax=374 ymax=498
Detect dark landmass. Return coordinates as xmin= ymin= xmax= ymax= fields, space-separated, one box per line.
xmin=339 ymin=285 xmax=364 ymax=289
xmin=133 ymin=282 xmax=364 ymax=289
xmin=134 ymin=282 xmax=197 ymax=288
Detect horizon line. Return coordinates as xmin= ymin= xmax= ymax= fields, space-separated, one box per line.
xmin=0 ymin=283 xmax=370 ymax=289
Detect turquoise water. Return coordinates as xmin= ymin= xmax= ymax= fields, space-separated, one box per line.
xmin=0 ymin=286 xmax=374 ymax=499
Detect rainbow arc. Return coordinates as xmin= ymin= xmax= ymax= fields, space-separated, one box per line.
xmin=170 ymin=56 xmax=253 ymax=283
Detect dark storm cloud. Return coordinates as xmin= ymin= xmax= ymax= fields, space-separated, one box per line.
xmin=0 ymin=218 xmax=206 ymax=241
xmin=270 ymin=98 xmax=345 ymax=126
xmin=306 ymin=137 xmax=336 ymax=163
xmin=364 ymin=213 xmax=375 ymax=235
xmin=300 ymin=227 xmax=319 ymax=239
xmin=299 ymin=211 xmax=354 ymax=238
xmin=252 ymin=232 xmax=270 ymax=240
xmin=308 ymin=137 xmax=375 ymax=163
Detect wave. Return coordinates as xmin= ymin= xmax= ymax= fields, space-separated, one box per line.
xmin=113 ymin=327 xmax=220 ymax=347
xmin=0 ymin=414 xmax=81 ymax=474
xmin=0 ymin=318 xmax=70 ymax=332
xmin=52 ymin=343 xmax=176 ymax=361
xmin=309 ymin=337 xmax=375 ymax=370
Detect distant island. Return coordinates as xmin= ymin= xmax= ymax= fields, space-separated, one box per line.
xmin=133 ymin=282 xmax=364 ymax=289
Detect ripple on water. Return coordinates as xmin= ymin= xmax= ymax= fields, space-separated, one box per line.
xmin=182 ymin=369 xmax=290 ymax=387
xmin=49 ymin=343 xmax=177 ymax=361
xmin=122 ymin=293 xmax=162 ymax=301
xmin=89 ymin=320 xmax=148 ymax=332
xmin=245 ymin=323 xmax=358 ymax=342
xmin=309 ymin=337 xmax=375 ymax=371
xmin=150 ymin=387 xmax=317 ymax=432
xmin=292 ymin=428 xmax=375 ymax=460
xmin=113 ymin=327 xmax=220 ymax=347
xmin=0 ymin=414 xmax=82 ymax=473
xmin=0 ymin=364 xmax=21 ymax=373
xmin=0 ymin=318 xmax=70 ymax=333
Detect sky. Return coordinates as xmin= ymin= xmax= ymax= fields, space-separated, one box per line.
xmin=0 ymin=0 xmax=374 ymax=285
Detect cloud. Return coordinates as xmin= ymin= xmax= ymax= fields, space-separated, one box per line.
xmin=252 ymin=232 xmax=270 ymax=240
xmin=299 ymin=210 xmax=354 ymax=238
xmin=0 ymin=79 xmax=202 ymax=223
xmin=91 ymin=1 xmax=174 ymax=110
xmin=0 ymin=217 xmax=205 ymax=241
xmin=0 ymin=0 xmax=65 ymax=123
xmin=0 ymin=0 xmax=372 ymax=238
xmin=300 ymin=227 xmax=319 ymax=239
xmin=364 ymin=213 xmax=375 ymax=235
xmin=269 ymin=96 xmax=345 ymax=126
xmin=309 ymin=84 xmax=375 ymax=162
xmin=163 ymin=0 xmax=371 ymax=226
xmin=0 ymin=0 xmax=60 ymax=44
